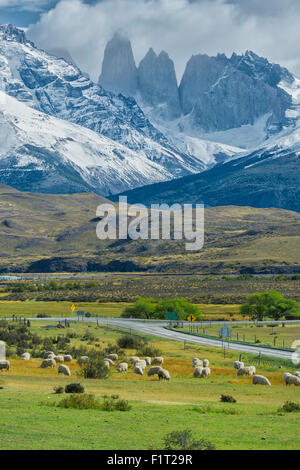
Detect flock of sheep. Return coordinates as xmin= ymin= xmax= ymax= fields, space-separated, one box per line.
xmin=103 ymin=354 xmax=171 ymax=381
xmin=1 ymin=354 xmax=300 ymax=387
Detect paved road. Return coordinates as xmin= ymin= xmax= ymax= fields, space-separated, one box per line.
xmin=28 ymin=317 xmax=298 ymax=361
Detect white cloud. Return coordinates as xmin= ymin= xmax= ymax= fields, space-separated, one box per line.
xmin=0 ymin=0 xmax=54 ymax=11
xmin=28 ymin=0 xmax=300 ymax=83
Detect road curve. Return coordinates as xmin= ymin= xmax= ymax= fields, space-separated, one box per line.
xmin=28 ymin=317 xmax=297 ymax=361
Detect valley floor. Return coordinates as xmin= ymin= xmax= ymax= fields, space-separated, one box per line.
xmin=0 ymin=322 xmax=299 ymax=450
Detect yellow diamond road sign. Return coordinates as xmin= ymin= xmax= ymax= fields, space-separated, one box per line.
xmin=71 ymin=304 xmax=76 ymax=312
xmin=187 ymin=314 xmax=196 ymax=323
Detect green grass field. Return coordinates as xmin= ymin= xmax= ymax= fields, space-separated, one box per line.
xmin=179 ymin=323 xmax=300 ymax=350
xmin=0 ymin=300 xmax=241 ymax=320
xmin=0 ymin=321 xmax=300 ymax=450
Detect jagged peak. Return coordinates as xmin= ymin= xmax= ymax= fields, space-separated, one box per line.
xmin=0 ymin=24 xmax=33 ymax=46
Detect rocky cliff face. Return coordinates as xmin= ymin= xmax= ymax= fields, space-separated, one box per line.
xmin=99 ymin=32 xmax=138 ymax=97
xmin=138 ymin=48 xmax=181 ymax=119
xmin=179 ymin=51 xmax=293 ymax=133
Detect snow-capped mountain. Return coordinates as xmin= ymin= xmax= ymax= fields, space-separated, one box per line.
xmin=0 ymin=90 xmax=183 ymax=195
xmin=0 ymin=24 xmax=210 ymax=192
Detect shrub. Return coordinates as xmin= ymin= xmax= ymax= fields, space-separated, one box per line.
xmin=220 ymin=394 xmax=236 ymax=403
xmin=163 ymin=429 xmax=216 ymax=450
xmin=57 ymin=394 xmax=101 ymax=410
xmin=79 ymin=358 xmax=110 ymax=379
xmin=102 ymin=395 xmax=132 ymax=412
xmin=54 ymin=386 xmax=64 ymax=394
xmin=137 ymin=344 xmax=162 ymax=357
xmin=278 ymin=401 xmax=300 ymax=413
xmin=65 ymin=383 xmax=85 ymax=394
xmin=117 ymin=334 xmax=146 ymax=349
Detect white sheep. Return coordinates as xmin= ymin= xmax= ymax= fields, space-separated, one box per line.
xmin=104 ymin=358 xmax=114 ymax=366
xmin=0 ymin=360 xmax=10 ymax=371
xmin=43 ymin=351 xmax=55 ymax=359
xmin=147 ymin=366 xmax=163 ymax=377
xmin=58 ymin=364 xmax=71 ymax=376
xmin=21 ymin=352 xmax=30 ymax=361
xmin=117 ymin=362 xmax=128 ymax=373
xmin=54 ymin=355 xmax=64 ymax=363
xmin=284 ymin=374 xmax=300 ymax=386
xmin=233 ymin=361 xmax=244 ymax=370
xmin=135 ymin=360 xmax=146 ymax=370
xmin=134 ymin=365 xmax=144 ymax=376
xmin=253 ymin=375 xmax=271 ymax=386
xmin=40 ymin=358 xmax=56 ymax=369
xmin=129 ymin=356 xmax=140 ymax=365
xmin=201 ymin=367 xmax=211 ymax=378
xmin=192 ymin=358 xmax=203 ymax=367
xmin=152 ymin=357 xmax=164 ymax=365
xmin=145 ymin=357 xmax=152 ymax=366
xmin=158 ymin=369 xmax=171 ymax=381
xmin=107 ymin=354 xmax=118 ymax=361
xmin=203 ymin=359 xmax=210 ymax=367
xmin=64 ymin=355 xmax=72 ymax=363
xmin=293 ymin=371 xmax=300 ymax=378
xmin=237 ymin=366 xmax=256 ymax=377
xmin=103 ymin=360 xmax=110 ymax=369
xmin=193 ymin=367 xmax=204 ymax=378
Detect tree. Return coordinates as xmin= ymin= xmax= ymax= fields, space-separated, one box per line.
xmin=122 ymin=297 xmax=202 ymax=320
xmin=241 ymin=291 xmax=299 ymax=321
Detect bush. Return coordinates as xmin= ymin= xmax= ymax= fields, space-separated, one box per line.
xmin=117 ymin=334 xmax=146 ymax=349
xmin=163 ymin=429 xmax=216 ymax=450
xmin=57 ymin=394 xmax=101 ymax=409
xmin=54 ymin=386 xmax=64 ymax=394
xmin=278 ymin=401 xmax=300 ymax=413
xmin=137 ymin=344 xmax=162 ymax=357
xmin=79 ymin=358 xmax=110 ymax=379
xmin=102 ymin=395 xmax=132 ymax=412
xmin=65 ymin=383 xmax=85 ymax=394
xmin=220 ymin=394 xmax=236 ymax=403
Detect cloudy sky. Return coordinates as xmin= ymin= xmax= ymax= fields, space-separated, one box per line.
xmin=1 ymin=0 xmax=300 ymax=82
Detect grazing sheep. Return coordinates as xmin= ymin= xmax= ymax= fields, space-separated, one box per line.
xmin=253 ymin=375 xmax=271 ymax=386
xmin=103 ymin=360 xmax=110 ymax=369
xmin=147 ymin=366 xmax=163 ymax=377
xmin=58 ymin=365 xmax=71 ymax=376
xmin=158 ymin=369 xmax=171 ymax=381
xmin=237 ymin=366 xmax=256 ymax=377
xmin=54 ymin=355 xmax=64 ymax=363
xmin=135 ymin=360 xmax=146 ymax=370
xmin=104 ymin=358 xmax=114 ymax=366
xmin=64 ymin=355 xmax=72 ymax=363
xmin=201 ymin=367 xmax=211 ymax=378
xmin=0 ymin=360 xmax=10 ymax=371
xmin=107 ymin=354 xmax=118 ymax=361
xmin=284 ymin=374 xmax=300 ymax=386
xmin=152 ymin=357 xmax=164 ymax=365
xmin=293 ymin=371 xmax=300 ymax=378
xmin=40 ymin=358 xmax=56 ymax=369
xmin=233 ymin=361 xmax=244 ymax=370
xmin=134 ymin=365 xmax=144 ymax=376
xmin=129 ymin=356 xmax=140 ymax=365
xmin=21 ymin=352 xmax=30 ymax=361
xmin=117 ymin=362 xmax=128 ymax=373
xmin=193 ymin=367 xmax=204 ymax=378
xmin=77 ymin=356 xmax=89 ymax=365
xmin=145 ymin=357 xmax=152 ymax=366
xmin=44 ymin=351 xmax=55 ymax=359
xmin=203 ymin=359 xmax=210 ymax=367
xmin=192 ymin=358 xmax=203 ymax=368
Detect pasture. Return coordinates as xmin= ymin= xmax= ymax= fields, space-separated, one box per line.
xmin=0 ymin=321 xmax=300 ymax=450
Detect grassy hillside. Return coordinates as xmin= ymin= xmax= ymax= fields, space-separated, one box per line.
xmin=0 ymin=185 xmax=299 ymax=274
